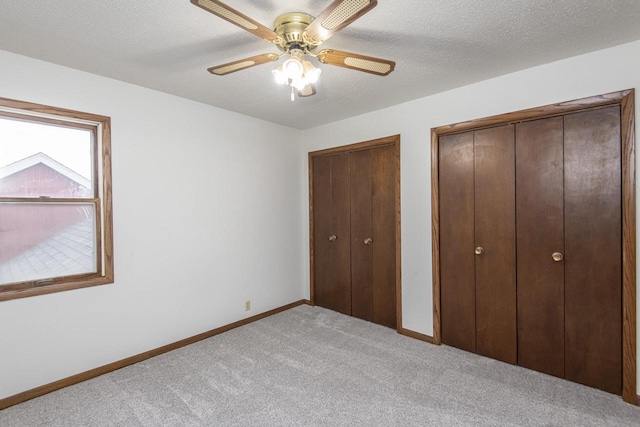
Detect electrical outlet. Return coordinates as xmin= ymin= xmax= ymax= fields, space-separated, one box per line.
xmin=245 ymin=300 xmax=251 ymax=311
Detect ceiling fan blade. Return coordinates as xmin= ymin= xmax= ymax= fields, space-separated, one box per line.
xmin=191 ymin=0 xmax=282 ymax=44
xmin=208 ymin=53 xmax=280 ymax=75
xmin=297 ymin=84 xmax=317 ymax=97
xmin=303 ymin=0 xmax=378 ymax=46
xmin=316 ymin=49 xmax=395 ymax=76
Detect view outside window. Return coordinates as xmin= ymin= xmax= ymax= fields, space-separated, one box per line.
xmin=0 ymin=116 xmax=98 ymax=286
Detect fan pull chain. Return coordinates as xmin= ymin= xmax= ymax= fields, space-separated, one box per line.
xmin=290 ymin=86 xmax=295 ymax=102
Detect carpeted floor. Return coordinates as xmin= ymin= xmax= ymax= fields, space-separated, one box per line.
xmin=1 ymin=304 xmax=639 ymax=426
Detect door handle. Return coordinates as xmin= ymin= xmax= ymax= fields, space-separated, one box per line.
xmin=328 ymin=235 xmax=337 ymax=242
xmin=475 ymin=247 xmax=484 ymax=255
xmin=364 ymin=238 xmax=373 ymax=245
xmin=552 ymin=252 xmax=564 ymax=262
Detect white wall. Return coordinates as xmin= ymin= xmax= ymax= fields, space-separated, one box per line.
xmin=0 ymin=50 xmax=304 ymax=400
xmin=2 ymin=38 xmax=640 ymax=400
xmin=300 ymin=40 xmax=640 ymax=389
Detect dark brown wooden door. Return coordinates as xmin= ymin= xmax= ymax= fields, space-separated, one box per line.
xmin=350 ymin=146 xmax=397 ymax=328
xmin=564 ymin=106 xmax=622 ymax=394
xmin=439 ymin=131 xmax=476 ymax=353
xmin=438 ymin=104 xmax=624 ymax=396
xmin=474 ymin=125 xmax=517 ymax=365
xmin=516 ymin=117 xmax=565 ymax=378
xmin=370 ymin=145 xmax=397 ymax=328
xmin=313 ymin=144 xmax=397 ymax=328
xmin=440 ymin=125 xmax=516 ymax=363
xmin=350 ymin=149 xmax=374 ymax=322
xmin=313 ymin=153 xmax=351 ymax=315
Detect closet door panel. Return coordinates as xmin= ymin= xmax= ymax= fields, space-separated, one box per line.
xmin=439 ymin=131 xmax=476 ymax=353
xmin=350 ymin=149 xmax=374 ymax=322
xmin=313 ymin=154 xmax=352 ymax=315
xmin=564 ymin=106 xmax=622 ymax=394
xmin=515 ymin=117 xmax=565 ymax=377
xmin=474 ymin=125 xmax=517 ymax=364
xmin=371 ymin=145 xmax=397 ymax=328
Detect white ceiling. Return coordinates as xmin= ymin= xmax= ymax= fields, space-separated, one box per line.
xmin=1 ymin=1 xmax=640 ymax=129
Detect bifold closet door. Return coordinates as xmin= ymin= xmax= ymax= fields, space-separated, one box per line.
xmin=351 ymin=146 xmax=397 ymax=328
xmin=370 ymin=146 xmax=397 ymax=328
xmin=474 ymin=125 xmax=517 ymax=364
xmin=515 ymin=107 xmax=621 ymax=393
xmin=439 ymin=103 xmax=624 ymax=395
xmin=351 ymin=150 xmax=374 ymax=321
xmin=564 ymin=106 xmax=621 ymax=394
xmin=312 ymin=153 xmax=351 ymax=315
xmin=516 ymin=117 xmax=565 ymax=378
xmin=439 ymin=131 xmax=476 ymax=353
xmin=439 ymin=125 xmax=516 ymax=363
xmin=313 ymin=145 xmax=397 ymax=328
xmin=350 ymin=146 xmax=396 ymax=328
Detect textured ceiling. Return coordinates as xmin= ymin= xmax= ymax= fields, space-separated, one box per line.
xmin=1 ymin=1 xmax=640 ymax=129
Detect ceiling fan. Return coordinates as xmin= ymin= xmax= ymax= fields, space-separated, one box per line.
xmin=190 ymin=0 xmax=396 ymax=100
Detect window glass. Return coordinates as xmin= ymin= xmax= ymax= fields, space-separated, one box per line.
xmin=0 ymin=202 xmax=97 ymax=285
xmin=0 ymin=117 xmax=93 ymax=198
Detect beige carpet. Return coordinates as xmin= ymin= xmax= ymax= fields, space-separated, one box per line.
xmin=1 ymin=304 xmax=638 ymax=426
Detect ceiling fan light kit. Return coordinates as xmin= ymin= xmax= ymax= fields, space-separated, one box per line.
xmin=191 ymin=0 xmax=395 ymax=100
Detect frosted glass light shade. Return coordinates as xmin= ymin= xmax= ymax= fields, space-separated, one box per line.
xmin=303 ymin=61 xmax=321 ymax=83
xmin=272 ymin=64 xmax=288 ymax=84
xmin=283 ymin=57 xmax=304 ymax=80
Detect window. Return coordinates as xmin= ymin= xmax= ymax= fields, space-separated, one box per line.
xmin=0 ymin=97 xmax=113 ymax=300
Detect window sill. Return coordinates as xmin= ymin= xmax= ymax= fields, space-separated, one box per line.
xmin=0 ymin=276 xmax=114 ymax=302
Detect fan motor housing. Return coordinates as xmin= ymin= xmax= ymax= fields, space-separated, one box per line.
xmin=274 ymin=13 xmax=314 ymax=50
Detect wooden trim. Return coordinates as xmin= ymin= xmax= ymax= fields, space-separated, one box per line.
xmin=620 ymin=90 xmax=637 ymax=405
xmin=430 ymin=129 xmax=441 ymax=345
xmin=0 ymin=300 xmax=307 ymax=410
xmin=432 ymin=90 xmax=634 ymax=135
xmin=91 ymin=127 xmax=99 ymax=198
xmin=394 ymin=138 xmax=403 ymax=331
xmin=308 ymin=135 xmax=402 ymax=330
xmin=398 ymin=327 xmax=435 ymax=344
xmin=0 ymin=97 xmax=114 ymax=300
xmin=0 ymin=277 xmax=113 ymax=302
xmin=0 ymin=110 xmax=98 ymax=131
xmin=308 ymin=154 xmax=316 ymax=306
xmin=431 ymin=89 xmax=636 ymax=404
xmin=101 ymin=116 xmax=114 ymax=283
xmin=309 ymin=135 xmax=398 ymax=157
xmin=94 ymin=190 xmax=103 ymax=281
xmin=0 ymin=97 xmax=110 ymax=123
xmin=0 ymin=197 xmax=99 ymax=203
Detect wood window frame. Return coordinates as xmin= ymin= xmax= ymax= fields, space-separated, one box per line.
xmin=308 ymin=135 xmax=402 ymax=331
xmin=0 ymin=97 xmax=114 ymax=301
xmin=430 ymin=89 xmax=636 ymax=404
